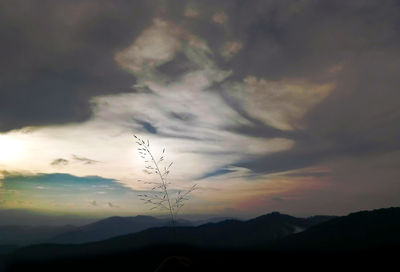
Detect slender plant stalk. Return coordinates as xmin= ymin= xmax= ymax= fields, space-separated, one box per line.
xmin=134 ymin=134 xmax=197 ymax=229
xmin=145 ymin=143 xmax=175 ymax=227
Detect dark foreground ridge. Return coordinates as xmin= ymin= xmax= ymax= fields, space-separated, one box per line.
xmin=2 ymin=245 xmax=398 ymax=272
xmin=0 ymin=207 xmax=399 ymax=272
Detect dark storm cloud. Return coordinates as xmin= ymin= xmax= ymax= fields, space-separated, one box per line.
xmin=167 ymin=0 xmax=400 ymax=80
xmin=161 ymin=0 xmax=400 ymax=175
xmin=0 ymin=0 xmax=156 ymax=132
xmin=157 ymin=52 xmax=201 ymax=80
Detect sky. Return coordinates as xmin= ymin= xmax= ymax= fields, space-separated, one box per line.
xmin=0 ymin=0 xmax=400 ymax=221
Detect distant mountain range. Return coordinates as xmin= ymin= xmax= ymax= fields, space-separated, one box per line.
xmin=0 ymin=215 xmax=212 ymax=247
xmin=2 ymin=208 xmax=399 ymax=272
xmin=190 ymin=216 xmax=237 ymax=226
xmin=8 ymin=212 xmax=335 ymax=258
xmin=6 ymin=207 xmax=399 ymax=254
xmin=47 ymin=215 xmax=191 ymax=244
xmin=0 ymin=214 xmax=235 ymax=248
xmin=0 ymin=225 xmax=76 ymax=246
xmin=0 ymin=212 xmax=330 ymax=247
xmin=0 ymin=209 xmax=96 ymax=226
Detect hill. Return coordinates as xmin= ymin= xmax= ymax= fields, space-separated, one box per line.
xmin=47 ymin=215 xmax=191 ymax=244
xmin=272 ymin=207 xmax=400 ymax=251
xmin=0 ymin=225 xmax=76 ymax=246
xmin=3 ymin=208 xmax=399 ymax=271
xmin=10 ymin=212 xmax=333 ymax=258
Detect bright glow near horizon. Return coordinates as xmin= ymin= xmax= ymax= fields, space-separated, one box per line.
xmin=0 ymin=134 xmax=24 ymax=164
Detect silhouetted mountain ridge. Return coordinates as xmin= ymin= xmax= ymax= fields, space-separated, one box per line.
xmin=48 ymin=215 xmax=191 ymax=244
xmin=272 ymin=207 xmax=400 ymax=251
xmin=191 ymin=216 xmax=237 ymax=226
xmin=5 ymin=207 xmax=400 ymax=272
xmin=11 ymin=211 xmax=335 ymax=259
xmin=0 ymin=214 xmax=232 ymax=247
xmin=0 ymin=225 xmax=76 ymax=246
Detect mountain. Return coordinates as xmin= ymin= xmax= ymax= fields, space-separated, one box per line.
xmin=272 ymin=207 xmax=400 ymax=251
xmin=0 ymin=225 xmax=76 ymax=246
xmin=191 ymin=216 xmax=238 ymax=226
xmin=0 ymin=209 xmax=96 ymax=226
xmin=70 ymin=212 xmax=333 ymax=250
xmin=47 ymin=215 xmax=191 ymax=244
xmin=0 ymin=245 xmax=19 ymax=255
xmin=3 ymin=208 xmax=399 ymax=272
xmin=162 ymin=212 xmax=334 ymax=248
xmin=11 ymin=212 xmax=333 ymax=258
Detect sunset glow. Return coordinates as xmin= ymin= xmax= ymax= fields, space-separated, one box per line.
xmin=0 ymin=135 xmax=24 ymax=164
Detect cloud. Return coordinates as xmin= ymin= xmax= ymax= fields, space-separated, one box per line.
xmin=1 ymin=0 xmax=400 ymax=216
xmin=84 ymin=67 xmax=295 ymax=184
xmin=212 ymin=12 xmax=227 ymax=24
xmin=169 ymin=112 xmax=196 ymax=122
xmin=50 ymin=158 xmax=69 ymax=166
xmin=115 ymin=18 xmax=184 ymax=74
xmin=226 ymin=76 xmax=335 ymax=131
xmin=221 ymin=41 xmax=243 ymax=59
xmin=198 ymin=167 xmax=239 ymax=180
xmin=108 ymin=202 xmax=119 ymax=208
xmin=0 ymin=16 xmax=296 ymax=196
xmin=0 ymin=0 xmax=154 ymax=132
xmin=241 ymin=151 xmax=400 ymax=216
xmin=72 ymin=155 xmax=100 ymax=165
xmin=114 ymin=17 xmax=212 ymax=82
xmin=137 ymin=121 xmax=158 ymax=134
xmin=184 ymin=8 xmax=200 ymax=18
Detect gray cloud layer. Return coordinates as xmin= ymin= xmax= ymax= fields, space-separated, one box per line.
xmin=168 ymin=0 xmax=400 ymax=175
xmin=0 ymin=0 xmax=156 ymax=131
xmin=1 ymin=0 xmax=400 ymax=213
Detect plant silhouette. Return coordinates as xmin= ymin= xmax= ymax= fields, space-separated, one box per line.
xmin=134 ymin=134 xmax=197 ymax=227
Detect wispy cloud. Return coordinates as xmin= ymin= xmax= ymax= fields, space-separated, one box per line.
xmin=72 ymin=154 xmax=100 ymax=165
xmin=226 ymin=77 xmax=335 ymax=131
xmin=50 ymin=158 xmax=69 ymax=166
